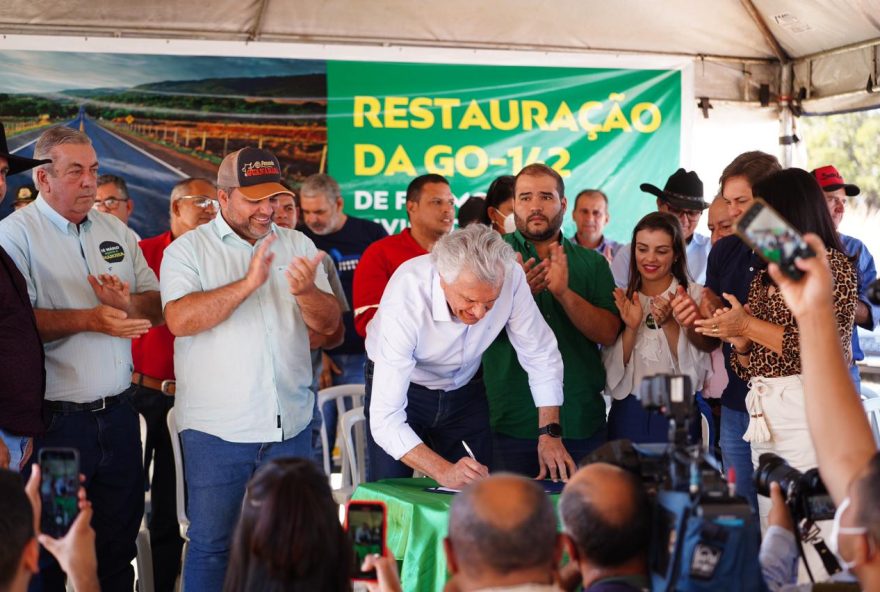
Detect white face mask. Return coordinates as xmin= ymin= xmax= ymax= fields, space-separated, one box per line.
xmin=503 ymin=212 xmax=517 ymax=234
xmin=828 ymin=496 xmax=868 ymax=570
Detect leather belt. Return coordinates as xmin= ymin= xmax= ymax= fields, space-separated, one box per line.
xmin=46 ymin=385 xmax=136 ymax=413
xmin=132 ymin=371 xmax=176 ymax=396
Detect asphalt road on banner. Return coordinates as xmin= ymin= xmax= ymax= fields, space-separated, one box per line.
xmin=3 ymin=108 xmax=186 ymax=239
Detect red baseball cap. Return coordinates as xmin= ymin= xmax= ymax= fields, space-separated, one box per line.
xmin=810 ymin=165 xmax=860 ymax=196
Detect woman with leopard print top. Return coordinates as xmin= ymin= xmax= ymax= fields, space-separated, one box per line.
xmin=695 ymin=169 xmax=857 ymax=530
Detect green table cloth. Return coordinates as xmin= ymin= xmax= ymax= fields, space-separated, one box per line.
xmin=352 ymin=478 xmax=562 ymax=592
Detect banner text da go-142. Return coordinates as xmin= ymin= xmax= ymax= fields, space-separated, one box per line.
xmin=327 ymin=61 xmax=682 ymax=241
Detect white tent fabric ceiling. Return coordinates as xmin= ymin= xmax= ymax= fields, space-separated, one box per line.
xmin=1 ymin=0 xmax=879 ymax=112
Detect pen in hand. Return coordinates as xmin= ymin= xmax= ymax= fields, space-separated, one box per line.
xmin=461 ymin=440 xmax=476 ymax=461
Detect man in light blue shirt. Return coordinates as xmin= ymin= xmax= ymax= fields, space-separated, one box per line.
xmin=811 ymin=165 xmax=880 ymax=394
xmin=0 ymin=126 xmax=162 ymax=591
xmin=161 ymin=147 xmax=341 ymax=592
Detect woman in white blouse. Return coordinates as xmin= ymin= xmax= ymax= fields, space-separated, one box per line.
xmin=603 ymin=212 xmax=711 ymax=443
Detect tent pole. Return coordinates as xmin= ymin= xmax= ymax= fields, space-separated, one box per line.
xmin=779 ymin=63 xmax=794 ymax=168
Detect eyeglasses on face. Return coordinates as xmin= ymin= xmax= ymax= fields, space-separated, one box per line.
xmin=177 ymin=195 xmax=220 ymax=210
xmin=92 ymin=197 xmax=129 ymax=210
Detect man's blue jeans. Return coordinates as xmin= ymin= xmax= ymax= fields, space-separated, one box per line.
xmin=24 ymin=393 xmax=143 ymax=592
xmin=180 ymin=427 xmax=313 ymax=592
xmin=720 ymin=406 xmax=758 ymax=511
xmin=493 ymin=427 xmax=608 ymax=476
xmin=364 ymin=361 xmax=492 ymax=481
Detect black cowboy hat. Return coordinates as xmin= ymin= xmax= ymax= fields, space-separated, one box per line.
xmin=0 ymin=122 xmax=52 ymax=176
xmin=640 ymin=168 xmax=708 ymax=211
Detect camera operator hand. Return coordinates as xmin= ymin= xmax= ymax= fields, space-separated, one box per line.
xmin=767 ymin=482 xmax=794 ymax=534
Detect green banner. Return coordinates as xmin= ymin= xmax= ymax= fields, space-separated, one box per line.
xmin=327 ymin=61 xmax=681 ymax=240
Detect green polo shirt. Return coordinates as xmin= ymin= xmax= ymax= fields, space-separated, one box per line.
xmin=483 ymin=231 xmax=618 ymax=440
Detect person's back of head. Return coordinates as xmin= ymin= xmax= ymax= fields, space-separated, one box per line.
xmin=718 ymin=151 xmax=782 ymax=190
xmin=0 ymin=470 xmax=37 ymax=592
xmin=445 ymin=474 xmax=561 ymax=588
xmin=559 ymin=463 xmax=651 ymax=586
xmin=224 ymin=459 xmax=352 ymax=592
xmin=751 ymin=168 xmax=845 ymax=254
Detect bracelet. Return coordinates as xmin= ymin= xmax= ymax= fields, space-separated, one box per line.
xmin=734 ymin=343 xmax=754 ymax=355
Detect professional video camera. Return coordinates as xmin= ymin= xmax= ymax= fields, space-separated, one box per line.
xmin=583 ymin=374 xmax=765 ymax=591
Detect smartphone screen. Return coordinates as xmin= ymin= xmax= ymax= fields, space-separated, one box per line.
xmin=736 ymin=198 xmax=815 ymax=279
xmin=346 ymin=501 xmax=387 ymax=581
xmin=39 ymin=448 xmax=80 ymax=538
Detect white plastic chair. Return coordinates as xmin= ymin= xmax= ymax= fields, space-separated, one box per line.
xmin=135 ymin=528 xmax=155 ymax=592
xmin=863 ymin=397 xmax=880 ymax=446
xmin=165 ymin=408 xmax=190 ymax=581
xmin=139 ymin=413 xmax=151 ymax=522
xmin=338 ymin=406 xmax=367 ymax=502
xmin=701 ymin=414 xmax=711 ymax=453
xmin=317 ymin=384 xmax=366 ymax=477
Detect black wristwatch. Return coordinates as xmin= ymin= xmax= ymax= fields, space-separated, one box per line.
xmin=538 ymin=423 xmax=562 ymax=438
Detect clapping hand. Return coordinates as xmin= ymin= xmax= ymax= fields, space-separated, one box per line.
xmin=613 ymin=287 xmax=642 ymax=330
xmin=87 ymin=274 xmax=130 ymax=312
xmin=286 ymin=252 xmax=325 ymax=296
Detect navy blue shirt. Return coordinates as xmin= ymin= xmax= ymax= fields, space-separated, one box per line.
xmin=303 ymin=215 xmax=388 ymax=355
xmin=705 ymin=235 xmax=763 ymax=412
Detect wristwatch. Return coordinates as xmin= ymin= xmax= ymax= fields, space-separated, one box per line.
xmin=538 ymin=423 xmax=562 ymax=438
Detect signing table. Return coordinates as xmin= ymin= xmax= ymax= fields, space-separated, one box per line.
xmin=352 ymin=478 xmax=562 ymax=592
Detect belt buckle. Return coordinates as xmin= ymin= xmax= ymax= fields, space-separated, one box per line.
xmin=92 ymin=397 xmax=107 ymax=412
xmin=160 ymin=380 xmax=176 ymax=396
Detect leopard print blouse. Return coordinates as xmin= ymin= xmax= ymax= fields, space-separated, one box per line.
xmin=732 ymin=249 xmax=857 ymax=380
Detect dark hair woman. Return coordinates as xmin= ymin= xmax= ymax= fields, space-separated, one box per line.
xmin=603 ymin=212 xmax=711 ymax=443
xmin=482 ymin=175 xmax=516 ymax=234
xmin=695 ymin=168 xmax=857 ymax=530
xmin=224 ymin=458 xmax=353 ymax=592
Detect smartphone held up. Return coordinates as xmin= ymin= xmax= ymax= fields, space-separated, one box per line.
xmin=345 ymin=500 xmax=387 ymax=582
xmin=39 ymin=447 xmax=80 ymax=538
xmin=735 ymin=198 xmax=815 ymax=280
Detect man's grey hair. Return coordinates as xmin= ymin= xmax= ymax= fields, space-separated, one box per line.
xmin=431 ymin=224 xmax=514 ymax=285
xmin=32 ymin=127 xmax=92 ymax=185
xmin=300 ymin=173 xmax=341 ymax=204
xmin=97 ymin=174 xmax=130 ymax=201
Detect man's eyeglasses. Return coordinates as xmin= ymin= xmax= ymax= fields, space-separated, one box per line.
xmin=92 ymin=197 xmax=129 ymax=211
xmin=177 ymin=195 xmax=220 ymax=210
xmin=666 ymin=206 xmax=702 ymax=220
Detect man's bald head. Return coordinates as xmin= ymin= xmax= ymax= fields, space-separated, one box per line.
xmin=448 ymin=473 xmax=557 ymax=575
xmin=560 ymin=463 xmax=651 ymax=568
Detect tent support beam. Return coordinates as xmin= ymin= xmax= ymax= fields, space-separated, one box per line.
xmin=739 ymin=0 xmax=789 ymax=64
xmin=796 ymin=37 xmax=880 ymax=63
xmin=248 ymin=0 xmax=271 ymax=42
xmin=0 ymin=25 xmax=776 ymax=65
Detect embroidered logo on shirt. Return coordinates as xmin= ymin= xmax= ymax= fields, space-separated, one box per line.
xmin=99 ymin=241 xmax=125 ymax=264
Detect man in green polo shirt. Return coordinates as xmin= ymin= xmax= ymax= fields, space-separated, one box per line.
xmin=484 ymin=163 xmax=620 ymax=476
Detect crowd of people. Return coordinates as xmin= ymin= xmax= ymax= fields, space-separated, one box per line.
xmin=0 ymin=118 xmax=879 ymax=592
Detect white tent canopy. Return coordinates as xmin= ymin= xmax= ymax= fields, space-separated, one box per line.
xmin=1 ymin=0 xmax=878 ymax=113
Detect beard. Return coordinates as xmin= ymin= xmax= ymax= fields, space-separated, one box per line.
xmin=515 ymin=209 xmax=564 ymax=242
